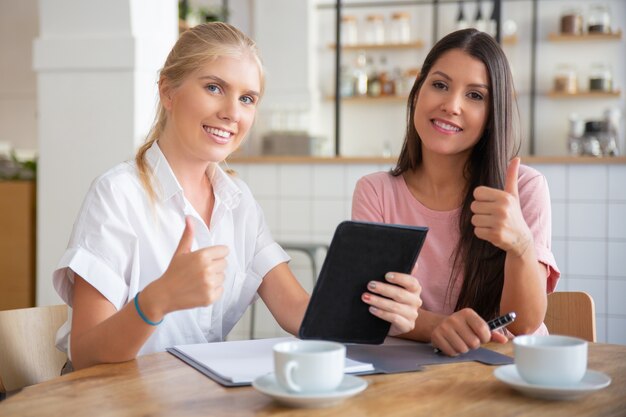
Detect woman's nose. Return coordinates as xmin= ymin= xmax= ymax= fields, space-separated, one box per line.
xmin=440 ymin=94 xmax=462 ymax=115
xmin=218 ymin=97 xmax=240 ymax=122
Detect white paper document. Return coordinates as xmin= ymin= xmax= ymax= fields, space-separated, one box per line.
xmin=171 ymin=337 xmax=374 ymax=384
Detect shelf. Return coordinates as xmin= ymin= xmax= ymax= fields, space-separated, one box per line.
xmin=326 ymin=95 xmax=408 ymax=103
xmin=229 ymin=155 xmax=626 ymax=165
xmin=547 ymin=30 xmax=622 ymax=42
xmin=328 ymin=40 xmax=424 ymax=51
xmin=547 ymin=90 xmax=621 ymax=99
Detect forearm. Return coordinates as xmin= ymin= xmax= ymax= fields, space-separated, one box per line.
xmin=277 ymin=297 xmax=309 ymax=336
xmin=258 ymin=263 xmax=310 ymax=335
xmin=71 ymin=278 xmax=167 ymax=370
xmin=501 ymin=243 xmax=547 ymax=335
xmin=396 ymin=308 xmax=445 ymax=342
xmin=70 ymin=301 xmax=157 ymax=369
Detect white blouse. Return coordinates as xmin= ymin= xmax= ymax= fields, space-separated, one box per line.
xmin=53 ymin=142 xmax=289 ymax=357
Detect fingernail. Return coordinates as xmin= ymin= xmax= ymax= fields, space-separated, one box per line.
xmin=362 ymin=293 xmax=371 ymax=301
xmin=369 ymin=306 xmax=378 ymax=314
xmin=385 ymin=273 xmax=395 ymax=281
xmin=368 ymin=281 xmax=376 ymax=290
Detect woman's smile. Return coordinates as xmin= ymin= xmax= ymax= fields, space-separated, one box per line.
xmin=203 ymin=125 xmax=234 ymax=145
xmin=431 ymin=118 xmax=462 ymax=134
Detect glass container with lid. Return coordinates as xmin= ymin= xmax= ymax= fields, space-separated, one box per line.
xmin=340 ymin=15 xmax=358 ymax=46
xmin=389 ymin=12 xmax=411 ymax=44
xmin=566 ymin=114 xmax=584 ymax=155
xmin=553 ymin=64 xmax=578 ymax=94
xmin=582 ymin=121 xmax=604 ymax=157
xmin=560 ymin=7 xmax=583 ymax=35
xmin=589 ymin=63 xmax=612 ymax=92
xmin=587 ymin=4 xmax=611 ymax=34
xmin=364 ymin=14 xmax=385 ymax=45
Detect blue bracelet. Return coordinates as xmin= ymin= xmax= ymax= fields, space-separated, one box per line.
xmin=134 ymin=292 xmax=163 ymax=326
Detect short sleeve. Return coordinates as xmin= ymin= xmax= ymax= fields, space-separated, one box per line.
xmin=52 ymin=175 xmax=137 ymax=310
xmin=518 ymin=168 xmax=561 ymax=293
xmin=352 ymin=176 xmax=385 ymax=222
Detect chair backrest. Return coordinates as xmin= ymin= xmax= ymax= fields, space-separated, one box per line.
xmin=544 ymin=291 xmax=596 ymax=342
xmin=0 ymin=305 xmax=68 ymax=393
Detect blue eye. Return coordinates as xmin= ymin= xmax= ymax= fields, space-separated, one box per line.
xmin=240 ymin=95 xmax=255 ymax=105
xmin=206 ymin=84 xmax=221 ymax=93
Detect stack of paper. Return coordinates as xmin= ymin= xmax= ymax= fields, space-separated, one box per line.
xmin=168 ymin=337 xmax=374 ymax=386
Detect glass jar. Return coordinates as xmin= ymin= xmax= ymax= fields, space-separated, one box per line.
xmin=389 ymin=12 xmax=411 ymax=44
xmin=587 ymin=4 xmax=611 ymax=34
xmin=581 ymin=121 xmax=604 ymax=157
xmin=397 ymin=68 xmax=419 ymax=96
xmin=604 ymin=108 xmax=622 ymax=156
xmin=588 ymin=63 xmax=612 ymax=92
xmin=364 ymin=14 xmax=385 ymax=45
xmin=560 ymin=8 xmax=583 ymax=35
xmin=339 ymin=65 xmax=355 ymax=98
xmin=566 ymin=114 xmax=584 ymax=156
xmin=553 ymin=64 xmax=578 ymax=94
xmin=353 ymin=52 xmax=369 ymax=96
xmin=455 ymin=2 xmax=469 ymax=31
xmin=340 ymin=15 xmax=358 ymax=46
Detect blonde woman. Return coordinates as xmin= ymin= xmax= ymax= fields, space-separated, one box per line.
xmin=53 ymin=22 xmax=422 ymax=371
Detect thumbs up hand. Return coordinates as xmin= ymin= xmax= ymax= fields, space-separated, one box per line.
xmin=470 ymin=158 xmax=532 ymax=257
xmin=150 ymin=216 xmax=229 ymax=315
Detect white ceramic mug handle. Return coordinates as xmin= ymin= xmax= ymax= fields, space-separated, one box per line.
xmin=283 ymin=360 xmax=301 ymax=392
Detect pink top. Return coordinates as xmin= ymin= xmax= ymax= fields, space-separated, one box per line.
xmin=352 ymin=164 xmax=560 ymax=334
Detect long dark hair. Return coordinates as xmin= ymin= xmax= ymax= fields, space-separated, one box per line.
xmin=391 ymin=29 xmax=519 ymax=320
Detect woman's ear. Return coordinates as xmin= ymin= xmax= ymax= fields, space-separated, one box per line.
xmin=159 ymin=78 xmax=173 ymax=111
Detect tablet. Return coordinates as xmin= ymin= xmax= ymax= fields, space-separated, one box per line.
xmin=298 ymin=221 xmax=428 ymax=345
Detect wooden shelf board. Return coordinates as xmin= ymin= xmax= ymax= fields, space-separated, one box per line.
xmin=228 ymin=155 xmax=626 ymax=165
xmin=328 ymin=40 xmax=424 ymax=50
xmin=325 ymin=95 xmax=408 ymax=103
xmin=548 ymin=30 xmax=622 ymax=41
xmin=547 ymin=90 xmax=621 ymax=98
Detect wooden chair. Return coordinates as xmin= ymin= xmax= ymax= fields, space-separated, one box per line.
xmin=0 ymin=305 xmax=68 ymax=396
xmin=544 ymin=291 xmax=596 ymax=342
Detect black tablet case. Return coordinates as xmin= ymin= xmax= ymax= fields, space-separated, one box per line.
xmin=298 ymin=221 xmax=428 ymax=345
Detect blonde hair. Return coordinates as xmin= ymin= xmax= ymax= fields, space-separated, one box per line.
xmin=136 ymin=22 xmax=264 ymax=202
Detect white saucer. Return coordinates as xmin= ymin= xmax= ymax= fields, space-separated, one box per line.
xmin=252 ymin=373 xmax=368 ymax=408
xmin=494 ymin=364 xmax=611 ymax=400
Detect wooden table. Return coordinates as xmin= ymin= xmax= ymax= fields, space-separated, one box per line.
xmin=1 ymin=342 xmax=624 ymax=416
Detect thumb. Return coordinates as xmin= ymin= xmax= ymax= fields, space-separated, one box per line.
xmin=504 ymin=157 xmax=520 ymax=197
xmin=174 ymin=216 xmax=194 ymax=255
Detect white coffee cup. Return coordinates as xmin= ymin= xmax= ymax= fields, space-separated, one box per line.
xmin=513 ymin=335 xmax=588 ymax=386
xmin=273 ymin=340 xmax=346 ymax=393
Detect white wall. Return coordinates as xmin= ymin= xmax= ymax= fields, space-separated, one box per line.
xmin=34 ymin=0 xmax=177 ymax=306
xmin=242 ymin=0 xmax=319 ymax=156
